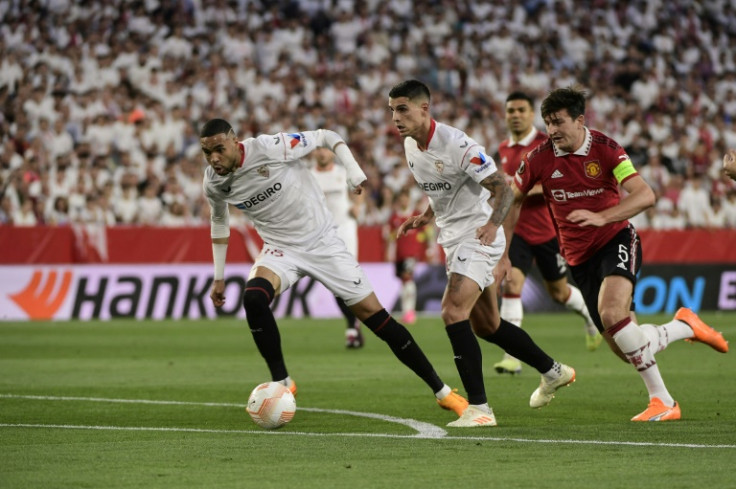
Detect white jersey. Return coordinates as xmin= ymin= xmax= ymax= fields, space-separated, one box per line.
xmin=203 ymin=131 xmax=336 ymax=249
xmin=404 ymin=120 xmax=501 ymax=248
xmin=311 ymin=163 xmax=358 ymax=256
xmin=311 ymin=164 xmax=352 ymax=227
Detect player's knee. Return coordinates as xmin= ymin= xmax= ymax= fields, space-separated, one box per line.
xmin=599 ymin=307 xmax=626 ymax=331
xmin=548 ymin=285 xmax=569 ymax=304
xmin=243 ymin=278 xmax=275 ymax=316
xmin=441 ymin=306 xmax=466 ymax=326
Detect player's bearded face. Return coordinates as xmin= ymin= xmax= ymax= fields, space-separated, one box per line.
xmin=544 ymin=110 xmax=585 ymax=153
xmin=201 ymin=133 xmax=239 ymax=175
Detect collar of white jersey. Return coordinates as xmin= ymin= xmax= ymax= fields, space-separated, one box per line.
xmin=238 ymin=142 xmax=245 ymax=167
xmin=552 ymin=126 xmax=592 ymax=157
xmin=417 ymin=119 xmax=437 ymax=151
xmin=507 ymin=126 xmax=539 ymax=148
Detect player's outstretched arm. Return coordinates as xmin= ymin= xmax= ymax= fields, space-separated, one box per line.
xmin=397 ymin=205 xmax=434 ymax=237
xmin=210 ymin=236 xmax=228 ymax=307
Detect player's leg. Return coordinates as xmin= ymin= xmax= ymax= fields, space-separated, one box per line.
xmin=638 ymin=308 xmax=728 ymax=354
xmin=599 ymin=275 xmax=680 ymax=421
xmin=314 ymin=235 xmax=469 ymax=417
xmin=471 ymin=284 xmax=575 ymax=408
xmin=536 ymin=238 xmax=602 ymax=351
xmin=494 ymin=234 xmax=531 ymax=374
xmin=243 ymin=265 xmax=297 ymax=395
xmin=439 ymin=272 xmax=497 ymax=426
xmin=338 ymin=224 xmax=364 ymax=347
xmin=337 ymin=296 xmax=364 ymax=348
xmin=398 ymin=259 xmax=417 ymax=324
xmin=585 ymin=228 xmax=679 ymax=421
xmin=349 ymin=291 xmax=468 ymax=417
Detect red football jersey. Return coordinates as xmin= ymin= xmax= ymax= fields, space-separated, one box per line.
xmin=498 ymin=127 xmax=555 ymax=245
xmin=387 ymin=210 xmax=429 ymax=261
xmin=514 ymin=128 xmax=637 ymax=266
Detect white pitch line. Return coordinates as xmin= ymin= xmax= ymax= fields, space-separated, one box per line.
xmin=2 ymin=394 xmax=734 ymax=449
xmin=0 ymin=394 xmax=446 ymax=438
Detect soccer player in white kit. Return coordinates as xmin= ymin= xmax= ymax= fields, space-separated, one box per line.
xmin=200 ymin=118 xmax=468 ymax=418
xmin=388 ymin=80 xmax=575 ymax=427
xmin=310 ymin=147 xmax=365 ymax=348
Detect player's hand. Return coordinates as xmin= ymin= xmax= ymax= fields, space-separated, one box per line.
xmin=567 ymin=209 xmax=606 ymax=227
xmin=724 ymin=149 xmax=736 ymax=180
xmin=475 ymin=222 xmax=498 ymax=246
xmin=398 ymin=215 xmax=425 ymax=236
xmin=210 ymin=279 xmax=226 ymax=307
xmin=349 ymin=179 xmax=367 ymax=195
xmin=493 ymin=254 xmax=511 ymax=286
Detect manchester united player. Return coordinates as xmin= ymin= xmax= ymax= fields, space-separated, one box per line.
xmin=201 ymin=118 xmax=469 ymax=419
xmin=506 ymin=87 xmax=728 ymax=421
xmin=494 ymin=91 xmax=601 ymax=377
xmin=389 ymin=80 xmax=575 ymax=427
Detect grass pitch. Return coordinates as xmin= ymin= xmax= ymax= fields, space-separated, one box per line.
xmin=1 ymin=313 xmax=734 ymax=489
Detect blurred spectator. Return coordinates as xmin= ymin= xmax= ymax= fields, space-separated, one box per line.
xmin=706 ymin=198 xmax=728 ymax=229
xmin=678 ymin=176 xmax=712 ymax=228
xmin=13 ymin=199 xmax=38 ymax=226
xmin=723 ymin=190 xmax=736 ymax=228
xmin=137 ymin=182 xmax=162 ymax=225
xmin=46 ymin=195 xmax=72 ymax=226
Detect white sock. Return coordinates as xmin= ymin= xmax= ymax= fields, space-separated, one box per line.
xmin=542 ymin=361 xmax=562 ymax=382
xmin=639 ymin=320 xmax=693 ymax=354
xmin=500 ymin=295 xmax=523 ymax=327
xmin=612 ymin=321 xmax=674 ymax=406
xmin=500 ymin=295 xmax=523 ymax=362
xmin=469 ymin=402 xmax=492 ymax=413
xmin=435 ymin=384 xmax=451 ymax=400
xmin=401 ymin=280 xmax=416 ymax=314
xmin=564 ymin=285 xmax=598 ymax=336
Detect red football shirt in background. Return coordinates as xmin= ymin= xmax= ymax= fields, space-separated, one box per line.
xmin=387 ymin=210 xmax=430 ymax=262
xmin=498 ymin=127 xmax=555 ymax=245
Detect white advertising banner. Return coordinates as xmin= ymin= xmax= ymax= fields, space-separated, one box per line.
xmin=0 ymin=264 xmax=419 ymax=321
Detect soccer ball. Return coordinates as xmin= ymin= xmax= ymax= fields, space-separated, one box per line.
xmin=246 ymin=381 xmax=296 ymax=429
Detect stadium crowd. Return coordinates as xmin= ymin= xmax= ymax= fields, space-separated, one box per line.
xmin=2 ymin=0 xmax=736 ymax=233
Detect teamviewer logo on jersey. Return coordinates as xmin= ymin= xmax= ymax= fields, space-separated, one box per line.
xmin=551 ymin=189 xmax=567 ymax=202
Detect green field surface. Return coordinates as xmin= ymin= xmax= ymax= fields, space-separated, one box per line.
xmin=1 ymin=313 xmax=734 ymax=489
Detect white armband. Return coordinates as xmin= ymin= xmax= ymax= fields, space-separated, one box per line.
xmin=212 ymin=243 xmax=227 ymax=280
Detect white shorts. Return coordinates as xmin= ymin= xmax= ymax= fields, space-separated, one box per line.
xmin=250 ymin=230 xmax=373 ymax=306
xmin=444 ymin=236 xmax=505 ymax=291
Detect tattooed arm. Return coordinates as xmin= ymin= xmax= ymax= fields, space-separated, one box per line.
xmin=475 ymin=169 xmax=513 ymax=245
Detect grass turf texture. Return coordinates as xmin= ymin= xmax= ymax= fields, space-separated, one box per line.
xmin=1 ymin=313 xmax=734 ymax=489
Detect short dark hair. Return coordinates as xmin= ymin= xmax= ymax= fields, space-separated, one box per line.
xmin=541 ymin=87 xmax=586 ymax=120
xmin=200 ymin=118 xmax=234 ymax=138
xmin=506 ymin=91 xmax=534 ymax=106
xmin=389 ymin=79 xmax=431 ymax=102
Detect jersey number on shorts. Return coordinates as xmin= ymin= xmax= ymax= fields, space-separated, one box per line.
xmin=617 ymin=244 xmax=629 ymax=271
